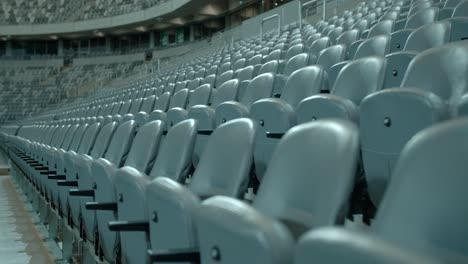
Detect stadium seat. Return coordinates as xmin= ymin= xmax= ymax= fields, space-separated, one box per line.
xmin=296 ymin=118 xmax=468 ymax=264
xmin=191 ymin=119 xmax=359 ymax=264
xmin=361 ymin=40 xmax=468 ymax=206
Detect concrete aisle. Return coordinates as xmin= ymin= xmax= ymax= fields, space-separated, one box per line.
xmin=0 ymin=176 xmax=55 ymax=264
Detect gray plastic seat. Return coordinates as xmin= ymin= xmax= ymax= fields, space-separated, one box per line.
xmin=188 ymin=79 xmax=240 ymax=165
xmin=207 ymin=65 xmax=218 ymax=76
xmin=306 ymin=33 xmax=321 ymax=48
xmin=390 ymin=7 xmax=439 ymax=52
xmin=174 ymin=81 xmax=188 ymax=93
xmin=248 ymin=54 xmax=263 ymax=67
xmin=119 ymin=100 xmax=132 ymax=115
xmin=215 ymin=73 xmax=275 ymax=126
xmin=384 ymin=21 xmax=451 ymax=88
xmin=282 ymin=53 xmax=316 ymax=77
xmin=328 ymin=27 xmax=344 ymax=44
xmin=354 ymin=35 xmax=391 ymax=59
xmin=129 ymin=98 xmax=143 ymax=114
xmin=297 ymin=56 xmax=386 ymax=124
xmin=76 ymin=120 xmax=137 ymax=241
xmin=149 ymin=89 xmax=189 ymax=128
xmin=134 ymin=95 xmax=157 ymax=127
xmin=202 ymin=74 xmax=216 ymax=87
xmin=187 ymin=78 xmax=202 ymax=91
xmin=141 ymin=118 xmax=257 ymax=264
xmin=87 ymin=120 xmax=165 ymax=261
xmin=309 ymin=37 xmax=331 ymax=57
xmin=163 ymin=83 xmax=176 ymax=94
xmin=232 ymin=59 xmax=246 ymax=71
xmin=166 ymin=84 xmax=213 ymax=129
xmin=215 ymin=70 xmax=234 ymax=88
xmin=285 ymin=44 xmax=305 ymax=61
xmin=106 ymin=119 xmax=198 ymax=264
xmin=219 ymin=62 xmax=231 ymax=74
xmin=250 ymin=66 xmax=329 ymax=179
xmin=62 ymin=122 xmax=117 ymax=226
xmin=317 ymin=44 xmax=347 ymax=73
xmin=258 ymin=60 xmax=280 ymax=75
xmin=195 ymin=119 xmax=360 ymax=264
xmin=265 ymin=49 xmax=282 ymax=62
xmin=336 ymin=29 xmax=360 ymax=56
xmin=296 ymin=118 xmax=468 ymax=264
xmin=369 ymin=19 xmax=395 ymax=37
xmin=360 ymin=41 xmax=468 ymax=206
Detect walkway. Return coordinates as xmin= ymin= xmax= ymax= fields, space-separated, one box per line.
xmin=0 ymin=175 xmax=55 ymax=264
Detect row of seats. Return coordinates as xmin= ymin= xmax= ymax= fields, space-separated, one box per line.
xmin=2 ymin=0 xmax=468 ymax=263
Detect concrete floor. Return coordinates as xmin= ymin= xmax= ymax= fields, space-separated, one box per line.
xmin=0 ymin=176 xmax=55 ymax=264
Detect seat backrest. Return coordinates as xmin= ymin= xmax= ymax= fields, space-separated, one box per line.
xmin=317 ymin=44 xmax=347 ymax=72
xmin=253 ymin=120 xmax=359 ymax=234
xmin=76 ymin=123 xmax=101 ymax=155
xmin=403 ymin=21 xmax=451 ymax=52
xmin=281 ymin=66 xmax=328 ymax=107
xmin=168 ymin=89 xmax=189 ymax=109
xmin=283 ymin=53 xmax=314 ymax=76
xmin=202 ymin=74 xmax=216 ymax=87
xmin=211 ymin=79 xmax=240 ymax=108
xmin=352 ymin=18 xmax=370 ymax=32
xmin=163 ymin=83 xmax=176 ymax=94
xmin=241 ymin=73 xmax=275 ymax=108
xmin=368 ymin=19 xmax=395 ymax=38
xmin=154 ymin=92 xmax=171 ymax=111
xmin=285 ymin=44 xmax=304 ymax=60
xmin=220 ymin=62 xmax=231 ymax=74
xmin=129 ymin=98 xmax=143 ymax=114
xmin=55 ymin=125 xmax=72 ymax=148
xmin=119 ymin=100 xmax=132 ymax=114
xmin=187 ymin=78 xmax=202 ymax=91
xmin=148 ymin=119 xmax=198 ymax=182
xmin=187 ymin=84 xmax=212 ymax=109
xmin=309 ymin=37 xmax=331 ymax=57
xmin=61 ymin=124 xmax=80 ymax=150
xmin=332 ymin=56 xmax=386 ymax=105
xmin=124 ymin=120 xmax=164 ymax=173
xmin=235 ymin=66 xmax=254 ymax=82
xmin=405 ymin=7 xmax=438 ymax=29
xmin=189 ymin=118 xmax=256 ymax=198
xmin=139 ymin=95 xmax=157 ymax=114
xmin=336 ymin=29 xmax=360 ymax=47
xmin=342 ymin=18 xmax=356 ymax=30
xmin=216 ymin=70 xmax=234 ymax=88
xmin=258 ymin=60 xmax=280 ymax=75
xmin=89 ymin=121 xmax=118 ymax=159
xmin=207 ymin=65 xmax=218 ymax=76
xmin=233 ymin=59 xmax=246 ymax=71
xmin=373 ymin=118 xmax=468 ymax=260
xmin=102 ymin=120 xmax=137 ymax=166
xmin=380 ymin=10 xmax=400 ymax=21
xmin=354 ymin=35 xmax=391 ymax=59
xmin=328 ymin=27 xmax=344 ymax=43
xmin=265 ymin=49 xmax=282 ymax=62
xmin=69 ymin=124 xmax=88 ymax=151
xmin=408 ymin=1 xmax=433 ymax=17
xmin=248 ymin=55 xmax=263 ymax=66
xmin=174 ymin=81 xmax=188 ymax=93
xmin=401 ymin=41 xmax=468 ymax=103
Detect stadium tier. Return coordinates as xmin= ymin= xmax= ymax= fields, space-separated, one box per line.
xmin=1 ymin=0 xmax=468 ymax=263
